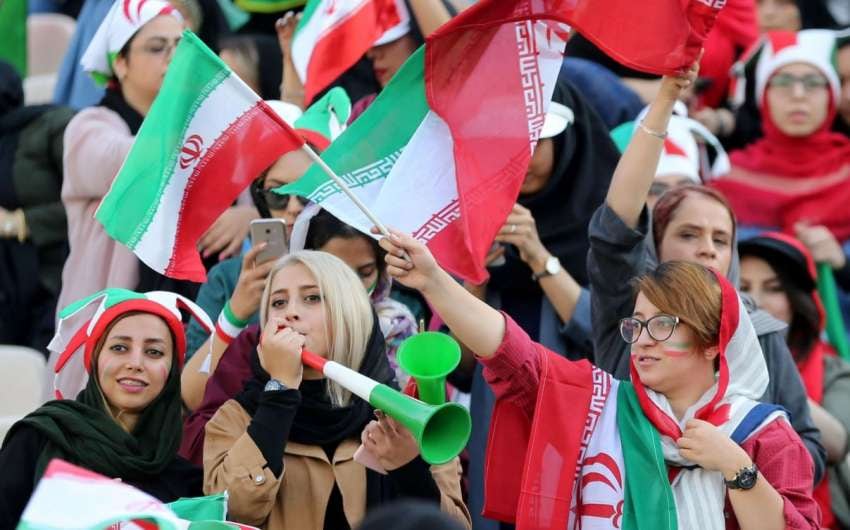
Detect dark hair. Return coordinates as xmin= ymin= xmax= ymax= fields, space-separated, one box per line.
xmin=744 ymin=250 xmax=821 ymax=361
xmin=305 ymin=210 xmax=387 ymax=279
xmin=218 ymin=34 xmax=282 ymax=99
xmin=652 ymin=184 xmax=736 ymax=253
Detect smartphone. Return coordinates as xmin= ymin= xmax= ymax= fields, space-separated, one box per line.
xmin=250 ymin=219 xmax=288 ymax=264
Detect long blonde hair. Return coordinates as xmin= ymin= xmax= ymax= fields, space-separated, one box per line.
xmin=259 ymin=250 xmax=374 ymax=406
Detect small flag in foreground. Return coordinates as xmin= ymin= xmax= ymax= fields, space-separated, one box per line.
xmin=96 ymin=30 xmax=305 ymax=282
xmin=16 ymin=459 xmax=257 ymax=530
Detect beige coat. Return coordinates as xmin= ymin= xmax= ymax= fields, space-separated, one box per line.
xmin=203 ymin=399 xmax=471 ymax=530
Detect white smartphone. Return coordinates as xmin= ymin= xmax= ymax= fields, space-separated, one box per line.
xmin=250 ymin=219 xmax=288 ymax=264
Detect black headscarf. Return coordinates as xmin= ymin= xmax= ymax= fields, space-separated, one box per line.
xmin=0 ymin=61 xmax=51 ymax=210
xmin=5 ymin=328 xmax=184 ymax=481
xmin=489 ymin=80 xmax=619 ymax=289
xmin=99 ymin=87 xmax=143 ymax=135
xmin=486 ymin=80 xmax=619 ymax=341
xmin=234 ymin=309 xmax=396 ymax=447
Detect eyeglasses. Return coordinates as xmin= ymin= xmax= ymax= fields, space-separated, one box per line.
xmin=619 ymin=314 xmax=680 ymax=344
xmin=134 ymin=38 xmax=181 ymax=58
xmin=261 ymin=189 xmax=308 ymax=210
xmin=767 ymin=73 xmax=829 ymax=95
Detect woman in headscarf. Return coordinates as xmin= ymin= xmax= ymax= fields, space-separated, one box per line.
xmin=585 ymin=57 xmax=827 ymax=485
xmin=739 ymin=232 xmax=850 ymax=529
xmin=379 ymin=231 xmax=821 ymax=530
xmin=0 ymin=61 xmax=75 ymax=354
xmin=202 ymin=250 xmax=469 ymax=529
xmin=713 ymin=29 xmax=850 ymax=245
xmin=57 ymin=0 xmax=257 ymax=318
xmin=459 ymin=78 xmax=619 ymax=530
xmin=0 ymin=289 xmax=212 ymax=527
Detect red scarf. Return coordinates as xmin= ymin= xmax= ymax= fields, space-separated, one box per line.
xmin=713 ymin=98 xmax=850 ymax=240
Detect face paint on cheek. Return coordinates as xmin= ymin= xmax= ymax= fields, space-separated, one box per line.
xmin=663 ymin=341 xmax=692 ymax=357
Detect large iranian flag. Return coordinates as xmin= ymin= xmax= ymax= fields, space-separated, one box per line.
xmin=17 ymin=459 xmax=257 ymax=530
xmin=279 ymin=0 xmax=724 ymax=283
xmin=483 ymin=357 xmax=678 ymax=530
xmin=96 ymin=30 xmax=306 ymax=283
xmin=292 ymin=0 xmax=407 ymax=105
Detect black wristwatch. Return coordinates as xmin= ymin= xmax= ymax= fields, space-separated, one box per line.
xmin=725 ymin=464 xmax=758 ymax=490
xmin=264 ymin=378 xmax=289 ymax=392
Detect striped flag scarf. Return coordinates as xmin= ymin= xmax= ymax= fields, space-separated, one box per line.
xmin=484 ymin=272 xmax=786 ymax=530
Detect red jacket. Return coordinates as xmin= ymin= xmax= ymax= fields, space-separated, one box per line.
xmin=480 ymin=314 xmax=821 ymax=530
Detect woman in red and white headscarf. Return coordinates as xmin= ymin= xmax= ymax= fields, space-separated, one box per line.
xmin=739 ymin=232 xmax=850 ymax=529
xmin=712 ymin=30 xmax=850 ymax=248
xmin=378 ymin=231 xmax=821 ymax=530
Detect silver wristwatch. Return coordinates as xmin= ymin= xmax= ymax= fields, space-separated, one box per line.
xmin=264 ymin=378 xmax=288 ymax=392
xmin=531 ymin=255 xmax=561 ymax=281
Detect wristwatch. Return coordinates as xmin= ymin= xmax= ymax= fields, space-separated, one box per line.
xmin=725 ymin=464 xmax=758 ymax=490
xmin=264 ymin=378 xmax=289 ymax=392
xmin=531 ymin=255 xmax=561 ymax=281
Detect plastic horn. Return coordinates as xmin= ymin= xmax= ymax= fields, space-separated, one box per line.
xmin=397 ymin=332 xmax=461 ymax=405
xmin=301 ymin=349 xmax=471 ymax=465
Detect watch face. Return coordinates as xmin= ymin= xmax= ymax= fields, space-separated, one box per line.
xmin=737 ymin=467 xmax=758 ymax=489
xmin=545 ymin=256 xmax=560 ymax=275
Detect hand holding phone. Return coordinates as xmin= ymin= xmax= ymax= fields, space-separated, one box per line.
xmin=250 ymin=219 xmax=288 ymax=264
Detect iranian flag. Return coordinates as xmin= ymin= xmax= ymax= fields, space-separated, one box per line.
xmin=292 ymin=0 xmax=407 ymax=105
xmin=483 ymin=356 xmax=678 ymax=530
xmin=279 ymin=0 xmax=724 ymax=284
xmin=96 ymin=30 xmax=306 ymax=283
xmin=17 ymin=459 xmax=257 ymax=530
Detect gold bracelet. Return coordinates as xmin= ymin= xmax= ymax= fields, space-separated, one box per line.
xmin=14 ymin=209 xmax=27 ymax=243
xmin=637 ymin=120 xmax=668 ymax=140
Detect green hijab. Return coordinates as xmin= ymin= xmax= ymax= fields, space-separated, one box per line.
xmin=9 ymin=346 xmax=183 ymax=481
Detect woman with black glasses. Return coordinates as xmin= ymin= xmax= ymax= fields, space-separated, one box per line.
xmin=377 ymin=223 xmax=821 ymax=529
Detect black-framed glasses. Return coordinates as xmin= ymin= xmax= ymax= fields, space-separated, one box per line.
xmin=619 ymin=314 xmax=680 ymax=344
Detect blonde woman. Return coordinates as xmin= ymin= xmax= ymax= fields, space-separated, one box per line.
xmin=202 ymin=251 xmax=469 ymax=530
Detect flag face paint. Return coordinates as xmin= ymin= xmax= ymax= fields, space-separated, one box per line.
xmin=662 ymin=341 xmax=693 ymax=357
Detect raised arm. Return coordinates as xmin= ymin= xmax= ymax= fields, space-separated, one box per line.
xmin=409 ymin=0 xmax=453 ymax=37
xmin=605 ymin=60 xmax=699 ymax=229
xmin=378 ymin=230 xmax=505 ymax=358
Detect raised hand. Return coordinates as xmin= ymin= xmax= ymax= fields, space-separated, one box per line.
xmin=229 ymin=243 xmax=277 ymax=322
xmin=375 ymin=227 xmax=442 ymax=293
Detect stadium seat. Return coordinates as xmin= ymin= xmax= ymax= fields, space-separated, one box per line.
xmin=0 ymin=346 xmax=46 ymax=442
xmin=27 ymin=13 xmax=76 ymax=77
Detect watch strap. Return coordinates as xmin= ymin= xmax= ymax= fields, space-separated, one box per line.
xmin=725 ymin=464 xmax=758 ymax=490
xmin=531 ymin=256 xmax=560 ymax=281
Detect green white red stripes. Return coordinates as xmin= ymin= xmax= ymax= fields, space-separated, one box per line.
xmin=302 ymin=349 xmax=378 ymax=402
xmin=215 ymin=301 xmax=249 ymax=344
xmin=292 ymin=0 xmax=405 ymax=104
xmin=96 ymin=30 xmax=305 ymax=282
xmin=18 ymin=459 xmax=259 ymax=529
xmin=300 ymin=348 xmax=471 ymax=464
xmin=279 ymin=5 xmax=568 ymax=283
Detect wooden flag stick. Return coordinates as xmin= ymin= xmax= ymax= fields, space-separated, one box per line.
xmin=302 ymin=145 xmax=393 ymax=239
xmin=301 ymin=144 xmax=410 ymax=262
